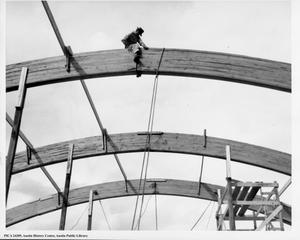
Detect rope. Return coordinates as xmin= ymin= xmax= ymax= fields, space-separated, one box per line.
xmin=98 ymin=200 xmax=112 ymax=230
xmin=70 ymin=204 xmax=89 ymax=230
xmin=190 ymin=201 xmax=212 ymax=231
xmin=133 ymin=195 xmax=153 ymax=230
xmin=206 ymin=201 xmax=215 ymax=229
xmin=136 ymin=48 xmax=165 ymax=230
xmin=131 ymin=48 xmax=165 ymax=230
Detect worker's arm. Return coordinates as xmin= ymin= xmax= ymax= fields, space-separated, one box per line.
xmin=139 ymin=38 xmax=149 ymax=50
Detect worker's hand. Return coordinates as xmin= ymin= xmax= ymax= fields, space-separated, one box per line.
xmin=144 ymin=46 xmax=149 ymax=50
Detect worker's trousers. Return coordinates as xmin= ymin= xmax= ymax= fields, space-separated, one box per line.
xmin=127 ymin=43 xmax=142 ymax=56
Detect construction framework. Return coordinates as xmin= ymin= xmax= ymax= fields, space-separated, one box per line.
xmin=5 ymin=1 xmax=291 ymax=231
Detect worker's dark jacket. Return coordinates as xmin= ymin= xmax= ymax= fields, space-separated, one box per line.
xmin=122 ymin=31 xmax=141 ymax=48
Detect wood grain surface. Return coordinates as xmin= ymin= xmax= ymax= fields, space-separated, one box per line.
xmin=6 ymin=48 xmax=291 ymax=92
xmin=6 ymin=179 xmax=291 ymax=227
xmin=12 ymin=132 xmax=291 ymax=175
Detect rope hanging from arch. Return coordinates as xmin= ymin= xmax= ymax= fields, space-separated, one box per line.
xmin=131 ymin=48 xmax=165 ymax=230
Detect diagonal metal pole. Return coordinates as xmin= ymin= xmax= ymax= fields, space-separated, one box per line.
xmin=41 ymin=0 xmax=67 ymax=56
xmin=6 ymin=113 xmax=63 ymax=198
xmin=41 ymin=0 xmax=127 ymax=189
xmin=80 ymin=80 xmax=128 ymax=190
xmin=41 ymin=0 xmax=72 ymax=72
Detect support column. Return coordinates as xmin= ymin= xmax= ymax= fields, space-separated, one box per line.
xmin=87 ymin=190 xmax=96 ymax=230
xmin=226 ymin=145 xmax=236 ymax=230
xmin=59 ymin=144 xmax=74 ymax=230
xmin=6 ymin=67 xmax=28 ymax=202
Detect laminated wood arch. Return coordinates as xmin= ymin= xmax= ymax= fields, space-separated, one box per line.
xmin=6 ymin=48 xmax=291 ymax=92
xmin=6 ymin=179 xmax=291 ymax=227
xmin=12 ymin=132 xmax=291 ymax=175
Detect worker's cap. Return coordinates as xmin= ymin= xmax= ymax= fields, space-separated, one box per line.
xmin=136 ymin=27 xmax=144 ymax=35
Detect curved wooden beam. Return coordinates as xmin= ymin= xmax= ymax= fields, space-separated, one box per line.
xmin=6 ymin=48 xmax=291 ymax=92
xmin=6 ymin=179 xmax=291 ymax=227
xmin=13 ymin=132 xmax=291 ymax=175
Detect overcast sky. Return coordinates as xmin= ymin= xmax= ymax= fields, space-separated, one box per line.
xmin=5 ymin=0 xmax=291 ymax=232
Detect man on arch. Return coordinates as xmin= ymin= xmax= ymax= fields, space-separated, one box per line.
xmin=122 ymin=27 xmax=149 ymax=77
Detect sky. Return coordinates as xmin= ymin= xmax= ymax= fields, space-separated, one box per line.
xmin=3 ymin=0 xmax=292 ymax=233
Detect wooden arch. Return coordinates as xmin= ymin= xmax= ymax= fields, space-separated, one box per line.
xmin=6 ymin=179 xmax=291 ymax=227
xmin=6 ymin=48 xmax=291 ymax=92
xmin=6 ymin=48 xmax=291 ymax=229
xmin=12 ymin=132 xmax=291 ymax=175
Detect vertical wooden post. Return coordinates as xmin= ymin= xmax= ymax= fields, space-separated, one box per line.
xmin=274 ymin=183 xmax=284 ymax=231
xmin=216 ymin=189 xmax=222 ymax=230
xmin=6 ymin=67 xmax=28 ymax=202
xmin=253 ymin=211 xmax=257 ymax=230
xmin=226 ymin=145 xmax=231 ymax=179
xmin=87 ymin=190 xmax=95 ymax=230
xmin=225 ymin=145 xmax=235 ymax=230
xmin=59 ymin=144 xmax=74 ymax=230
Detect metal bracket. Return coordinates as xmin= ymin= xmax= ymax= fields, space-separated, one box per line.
xmin=102 ymin=128 xmax=108 ymax=152
xmin=125 ymin=180 xmax=128 ymax=193
xmin=64 ymin=46 xmax=73 ymax=73
xmin=203 ymin=129 xmax=207 ymax=148
xmin=58 ymin=191 xmax=62 ymax=206
xmin=26 ymin=146 xmax=32 ymax=165
xmin=137 ymin=131 xmax=164 ymax=136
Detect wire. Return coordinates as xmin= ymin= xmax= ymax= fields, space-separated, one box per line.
xmin=131 ymin=48 xmax=165 ymax=230
xmin=190 ymin=201 xmax=212 ymax=231
xmin=133 ymin=195 xmax=153 ymax=230
xmin=98 ymin=200 xmax=112 ymax=230
xmin=70 ymin=204 xmax=89 ymax=230
xmin=136 ymin=77 xmax=158 ymax=229
xmin=206 ymin=201 xmax=215 ymax=229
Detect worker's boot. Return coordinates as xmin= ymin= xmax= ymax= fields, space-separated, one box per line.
xmin=134 ymin=55 xmax=141 ymax=64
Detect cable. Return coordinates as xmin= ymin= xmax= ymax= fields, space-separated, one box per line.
xmin=70 ymin=204 xmax=89 ymax=230
xmin=98 ymin=200 xmax=112 ymax=230
xmin=190 ymin=201 xmax=212 ymax=231
xmin=131 ymin=48 xmax=165 ymax=230
xmin=206 ymin=201 xmax=215 ymax=229
xmin=133 ymin=195 xmax=153 ymax=230
xmin=136 ymin=48 xmax=165 ymax=229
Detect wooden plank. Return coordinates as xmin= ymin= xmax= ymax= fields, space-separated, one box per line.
xmin=6 ymin=67 xmax=28 ymax=201
xmin=6 ymin=49 xmax=291 ymax=92
xmin=255 ymin=205 xmax=283 ymax=231
xmin=233 ymin=201 xmax=280 ymax=206
xmin=232 ymin=186 xmax=250 ymax=216
xmin=233 ymin=182 xmax=278 ymax=188
xmin=11 ymin=132 xmax=291 ymax=176
xmin=6 ymin=179 xmax=291 ymax=227
xmin=225 ymin=186 xmax=242 ymax=217
xmin=238 ymin=187 xmax=261 ymax=216
xmin=223 ymin=216 xmax=266 ymax=221
xmin=59 ymin=144 xmax=74 ymax=230
xmin=226 ymin=145 xmax=231 ymax=178
xmin=87 ymin=190 xmax=95 ymax=230
xmin=226 ymin=178 xmax=236 ymax=230
xmin=278 ymin=178 xmax=291 ymax=197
